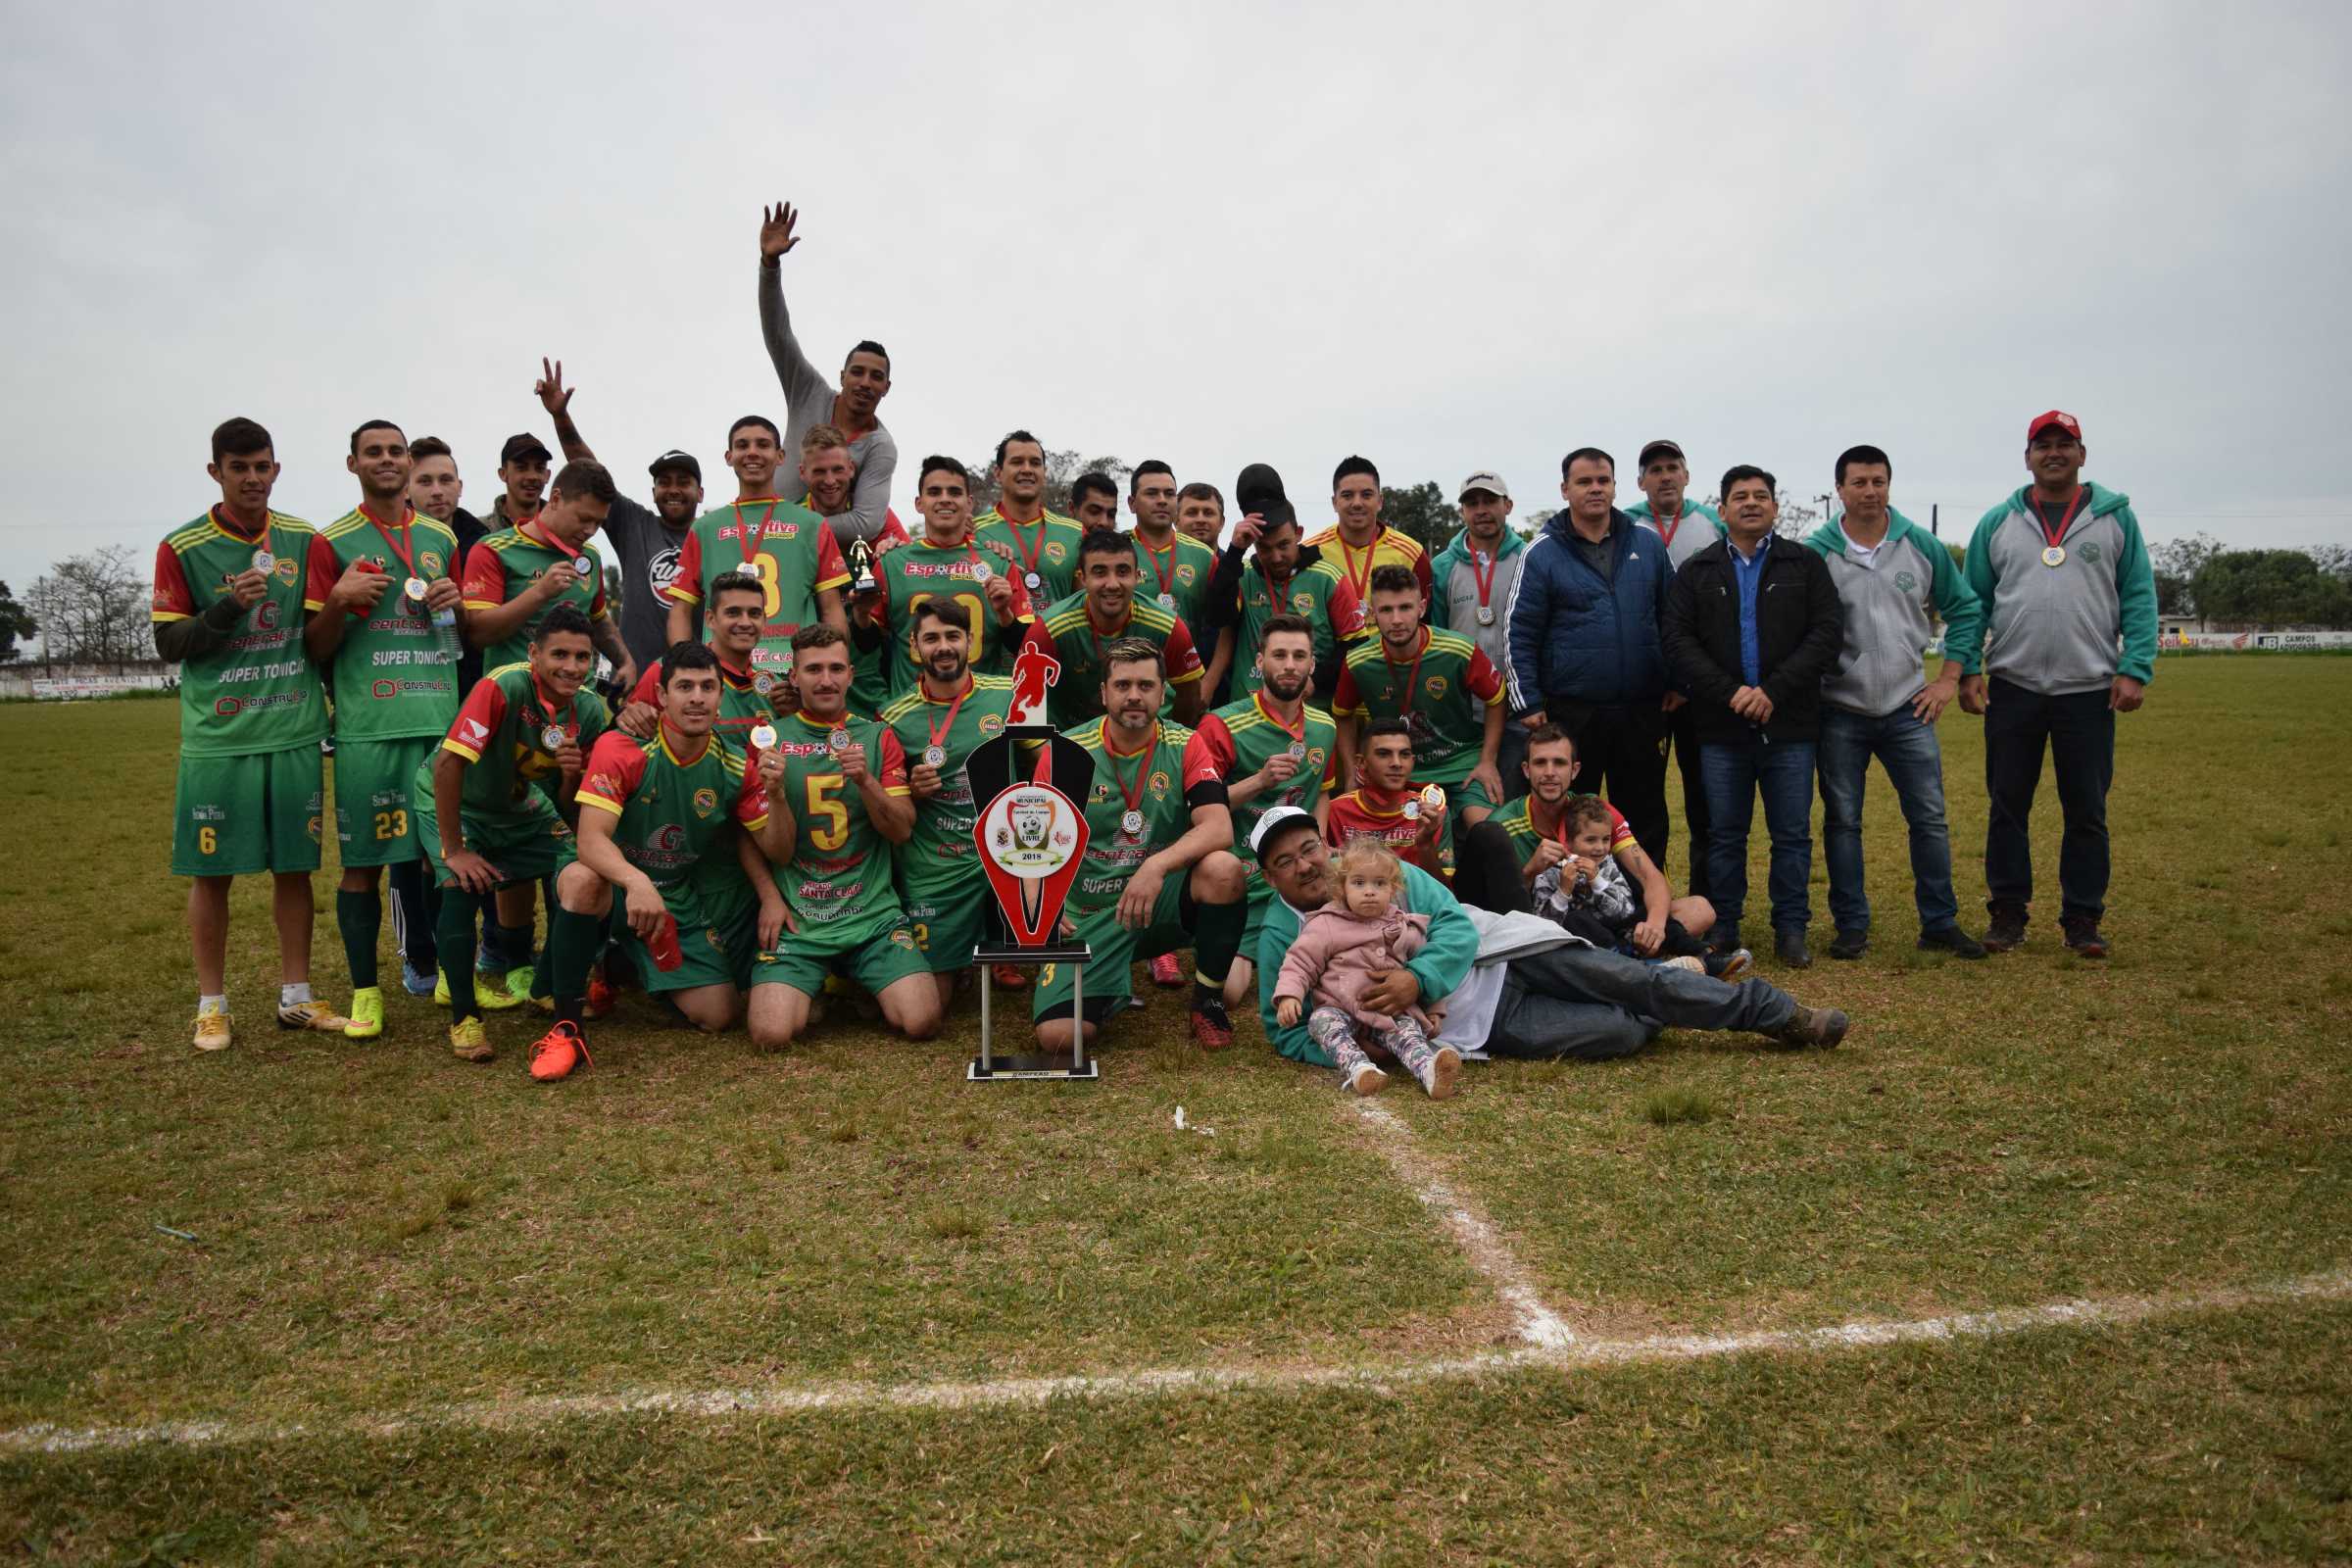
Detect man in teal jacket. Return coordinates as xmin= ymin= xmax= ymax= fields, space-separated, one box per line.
xmin=1804 ymin=444 xmax=1986 ymax=961
xmin=1948 ymin=411 xmax=2157 ymax=958
xmin=1250 ymin=808 xmax=1843 ymax=1064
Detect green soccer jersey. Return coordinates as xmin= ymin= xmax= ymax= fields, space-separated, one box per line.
xmin=627 ymin=653 xmax=778 ymax=754
xmin=151 ymin=508 xmax=329 ymax=758
xmin=1232 ymin=558 xmax=1368 ymax=697
xmin=666 ymin=497 xmax=851 ymax=681
xmin=1332 ymin=627 xmax=1506 ymax=784
xmin=1487 ymin=793 xmax=1638 ymax=873
xmin=461 ymin=522 xmax=612 ymax=675
xmin=973 ymin=509 xmax=1085 ymax=606
xmin=871 ymin=533 xmax=1033 ymax=697
xmin=879 ymin=673 xmax=1016 ymax=897
xmin=1128 ymin=528 xmax=1219 ymax=631
xmin=576 ymin=723 xmax=764 ymax=890
xmin=308 ymin=508 xmax=462 ymax=740
xmin=1022 ymin=593 xmax=1205 ymax=729
xmin=1184 ymin=694 xmax=1340 ymax=875
xmin=760 ymin=710 xmax=912 ymax=942
xmin=1065 ymin=716 xmax=1209 ymax=916
xmin=439 ymin=662 xmax=612 ymax=818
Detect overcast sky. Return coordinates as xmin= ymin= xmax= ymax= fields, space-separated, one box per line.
xmin=5 ymin=0 xmax=2348 ymax=598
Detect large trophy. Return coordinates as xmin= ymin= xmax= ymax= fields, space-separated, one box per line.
xmin=963 ymin=644 xmax=1098 ymax=1082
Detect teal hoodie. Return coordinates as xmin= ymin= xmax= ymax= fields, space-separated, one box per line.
xmin=1255 ymin=860 xmax=1479 ymax=1066
xmin=1802 ymin=509 xmax=1984 ymax=716
xmin=1949 ymin=482 xmax=2156 ymax=694
xmin=1428 ymin=525 xmax=1528 ymax=672
xmin=1624 ymin=498 xmax=1725 ymax=570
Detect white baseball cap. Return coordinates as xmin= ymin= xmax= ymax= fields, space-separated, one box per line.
xmin=1249 ymin=805 xmax=1319 ymax=858
xmin=1458 ymin=470 xmax=1510 ymax=501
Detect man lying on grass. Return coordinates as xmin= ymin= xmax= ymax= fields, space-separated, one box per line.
xmin=1250 ymin=807 xmax=1848 ymax=1070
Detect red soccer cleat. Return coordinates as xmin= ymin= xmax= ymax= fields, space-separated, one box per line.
xmin=1149 ymin=953 xmax=1186 ymax=990
xmin=991 ymin=964 xmax=1030 ymax=993
xmin=528 ymin=1020 xmax=593 ymax=1083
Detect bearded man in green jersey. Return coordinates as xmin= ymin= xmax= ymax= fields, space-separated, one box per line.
xmin=974 ymin=430 xmax=1085 ymax=606
xmin=880 ymin=598 xmax=1020 ymax=1006
xmin=534 ymin=641 xmax=771 ymax=1081
xmin=1032 ymin=639 xmax=1249 ymax=1055
xmin=304 ymin=419 xmax=466 ymax=1041
xmin=418 ymin=605 xmax=611 ymax=1061
xmin=153 ymin=417 xmax=355 ymax=1050
xmin=747 ymin=625 xmax=941 ymax=1051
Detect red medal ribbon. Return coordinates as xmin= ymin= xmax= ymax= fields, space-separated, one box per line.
xmin=1140 ymin=535 xmax=1179 ymax=597
xmin=528 ymin=671 xmax=579 ymax=743
xmin=1657 ymin=508 xmax=1683 ymax=552
xmin=998 ymin=514 xmax=1051 ymax=581
xmin=1469 ymin=545 xmax=1498 ymax=610
xmin=360 ymin=502 xmax=421 ymax=581
xmin=2034 ymin=488 xmax=2089 ymax=550
xmin=214 ymin=505 xmax=274 ymax=564
xmin=1337 ymin=532 xmax=1378 ymax=605
xmin=1385 ymin=626 xmax=1430 ymax=717
xmin=733 ymin=498 xmax=782 ymax=568
xmin=925 ymin=673 xmax=974 ymax=760
xmin=1252 ymin=690 xmax=1306 ymax=744
xmin=1104 ymin=728 xmax=1152 ymax=823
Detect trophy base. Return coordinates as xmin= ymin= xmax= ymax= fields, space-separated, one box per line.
xmin=969 ymin=942 xmax=1098 ymax=1084
xmin=966 ymin=1055 xmax=1102 ymax=1082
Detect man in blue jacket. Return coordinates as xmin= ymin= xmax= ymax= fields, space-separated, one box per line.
xmin=1501 ymin=447 xmax=1679 ymax=873
xmin=1804 ymin=445 xmax=1986 ymax=961
xmin=1948 ymin=411 xmax=2156 ymax=958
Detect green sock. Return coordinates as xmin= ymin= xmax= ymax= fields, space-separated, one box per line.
xmin=1192 ymin=895 xmax=1246 ymax=989
xmin=336 ymin=888 xmax=382 ymax=991
xmin=550 ymin=908 xmax=604 ymax=1028
xmin=437 ymin=890 xmax=483 ymax=1024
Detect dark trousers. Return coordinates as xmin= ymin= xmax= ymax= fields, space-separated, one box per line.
xmin=1667 ymin=701 xmax=1712 ymax=900
xmin=1453 ymin=819 xmax=1530 ymax=914
xmin=1983 ymin=677 xmax=2116 ymax=923
xmin=1486 ymin=942 xmax=1797 ymax=1061
xmin=1559 ymin=702 xmax=1670 ymax=869
xmin=1701 ymin=739 xmax=1817 ymax=936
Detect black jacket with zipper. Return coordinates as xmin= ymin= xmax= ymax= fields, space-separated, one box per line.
xmin=1662 ymin=535 xmax=1844 ymax=746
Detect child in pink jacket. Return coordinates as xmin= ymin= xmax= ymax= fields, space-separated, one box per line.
xmin=1273 ymin=841 xmax=1462 ymax=1099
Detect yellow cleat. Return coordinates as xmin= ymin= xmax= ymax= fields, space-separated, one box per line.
xmin=277 ymin=1000 xmax=357 ymax=1033
xmin=345 ymin=987 xmax=385 ymax=1040
xmin=433 ymin=968 xmax=451 ymax=1005
xmin=450 ymin=1015 xmax=493 ymax=1062
xmin=192 ymin=1011 xmax=233 ymax=1053
xmin=472 ymin=971 xmax=524 ymax=1011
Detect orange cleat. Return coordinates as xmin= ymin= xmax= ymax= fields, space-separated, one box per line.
xmin=1149 ymin=953 xmax=1186 ymax=990
xmin=584 ymin=971 xmax=617 ymax=1019
xmin=528 ymin=1020 xmax=592 ymax=1083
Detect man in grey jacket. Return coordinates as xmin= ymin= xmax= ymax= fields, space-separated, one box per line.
xmin=757 ymin=201 xmax=897 ymax=547
xmin=1803 ymin=446 xmax=1986 ymax=960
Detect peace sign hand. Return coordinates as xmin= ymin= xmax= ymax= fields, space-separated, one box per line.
xmin=760 ymin=202 xmax=801 ymax=261
xmin=536 ymin=357 xmax=573 ymax=416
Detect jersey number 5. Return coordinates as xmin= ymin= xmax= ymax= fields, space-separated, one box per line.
xmin=802 ymin=774 xmax=850 ymax=852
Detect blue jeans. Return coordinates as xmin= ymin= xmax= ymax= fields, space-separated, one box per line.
xmin=1701 ymin=739 xmax=1816 ymax=935
xmin=1816 ymin=704 xmax=1958 ymax=935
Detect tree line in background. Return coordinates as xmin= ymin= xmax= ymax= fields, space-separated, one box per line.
xmin=13 ymin=514 xmax=2352 ymax=669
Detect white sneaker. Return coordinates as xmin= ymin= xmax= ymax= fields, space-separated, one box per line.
xmin=1421 ymin=1046 xmax=1463 ymax=1101
xmin=1660 ymin=955 xmax=1705 ymax=973
xmin=1346 ymin=1061 xmax=1388 ymax=1096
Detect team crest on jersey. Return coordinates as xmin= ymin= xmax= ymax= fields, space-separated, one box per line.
xmin=2080 ymin=542 xmax=2104 ymax=564
xmin=1306 ymin=749 xmax=1325 ymax=770
xmin=1149 ymin=769 xmax=1172 ymax=796
xmin=307 ymin=814 xmax=322 ymax=843
xmin=276 ymin=558 xmax=300 ymax=583
xmin=1425 ymin=675 xmax=1449 ymax=700
xmin=1176 ymin=564 xmax=1197 ymax=586
xmin=979 ymin=713 xmax=1004 ymax=735
xmin=693 ymin=786 xmax=717 ymax=816
xmin=890 ymin=928 xmax=917 ymax=951
xmin=421 ymin=552 xmax=443 ymax=576
xmin=1045 ymin=542 xmax=1068 ymax=563
xmin=1895 ymin=570 xmax=1919 ymax=594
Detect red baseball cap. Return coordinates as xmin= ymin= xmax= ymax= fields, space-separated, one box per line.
xmin=2027 ymin=410 xmax=2082 ymax=443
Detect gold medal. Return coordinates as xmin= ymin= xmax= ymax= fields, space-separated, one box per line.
xmin=2041 ymin=544 xmax=2067 ymax=567
xmin=749 ymin=721 xmax=777 ymax=751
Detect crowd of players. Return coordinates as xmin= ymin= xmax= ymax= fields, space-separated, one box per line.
xmin=153 ymin=204 xmax=2158 ymax=1084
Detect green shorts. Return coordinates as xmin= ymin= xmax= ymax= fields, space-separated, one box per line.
xmin=1032 ymin=874 xmax=1191 ymax=1024
xmin=752 ymin=919 xmax=930 ymax=999
xmin=416 ymin=789 xmax=575 ymax=890
xmin=171 ymin=745 xmax=325 ymax=877
xmin=612 ymin=879 xmax=755 ymax=995
xmin=1441 ymin=773 xmax=1497 ymax=814
xmin=902 ymin=873 xmax=996 ymax=974
xmin=332 ymin=735 xmax=437 ymax=866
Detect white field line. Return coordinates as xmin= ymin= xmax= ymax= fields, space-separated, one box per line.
xmin=1347 ymin=1097 xmax=1577 ymax=1349
xmin=9 ymin=1268 xmax=2346 ymax=1457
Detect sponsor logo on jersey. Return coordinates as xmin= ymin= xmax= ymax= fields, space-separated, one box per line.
xmin=461 ymin=716 xmax=491 ymax=746
xmin=254 ymin=601 xmax=281 ymax=631
xmin=214 ymin=696 xmax=243 ymax=716
xmin=372 ymin=679 xmax=398 ymax=699
xmin=654 ymin=824 xmax=688 ymax=852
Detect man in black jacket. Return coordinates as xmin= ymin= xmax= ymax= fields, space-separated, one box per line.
xmin=1662 ymin=466 xmax=1843 ymax=967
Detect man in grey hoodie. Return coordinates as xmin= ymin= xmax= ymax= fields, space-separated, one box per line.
xmin=1949 ymin=411 xmax=2157 ymax=958
xmin=1803 ymin=446 xmax=1985 ymax=960
xmin=756 ymin=201 xmax=897 ymax=547
xmin=1429 ymin=470 xmax=1530 ymax=798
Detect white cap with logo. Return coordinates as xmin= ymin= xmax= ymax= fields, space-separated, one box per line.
xmin=1249 ymin=804 xmax=1319 ymax=858
xmin=1458 ymin=470 xmax=1510 ymax=501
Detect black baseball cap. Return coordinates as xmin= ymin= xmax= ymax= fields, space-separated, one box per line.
xmin=1637 ymin=439 xmax=1686 ymax=470
xmin=1235 ymin=463 xmax=1298 ymax=529
xmin=501 ymin=432 xmax=553 ymax=466
xmin=648 ymin=449 xmax=702 ymax=481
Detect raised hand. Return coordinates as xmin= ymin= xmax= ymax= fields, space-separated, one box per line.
xmin=760 ymin=202 xmax=801 ymax=261
xmin=535 ymin=357 xmax=573 ymax=416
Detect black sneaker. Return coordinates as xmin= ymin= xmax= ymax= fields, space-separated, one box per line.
xmin=1704 ymin=948 xmax=1755 ymax=982
xmin=1918 ymin=925 xmax=1988 ymax=959
xmin=2060 ymin=918 xmax=2109 ymax=958
xmin=1768 ymin=1004 xmax=1849 ymax=1050
xmin=1774 ymin=926 xmax=1813 ymax=969
xmin=1828 ymin=928 xmax=1869 ymax=960
xmin=1980 ymin=907 xmax=2029 ymax=953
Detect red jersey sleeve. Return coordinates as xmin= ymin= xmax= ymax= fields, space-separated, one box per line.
xmin=1605 ymin=802 xmax=1637 ymax=856
xmin=1003 ymin=571 xmax=1036 ymax=624
xmin=812 ymin=526 xmax=851 ymax=594
xmin=876 ymin=728 xmax=909 ymax=795
xmin=461 ymin=540 xmax=509 ymax=611
xmin=1413 ymin=551 xmax=1434 ymax=606
xmin=1320 ymin=740 xmax=1341 ymax=794
xmin=1323 ymin=794 xmax=1360 ymax=847
xmin=152 ymin=539 xmax=197 ymax=621
xmin=576 ymin=731 xmax=650 ymax=816
xmin=303 ymin=532 xmax=341 ymax=613
xmin=1466 ymin=647 xmax=1505 ymax=704
xmin=587 ymin=557 xmax=609 ymax=619
xmin=1163 ymin=616 xmax=1203 ymax=683
xmin=1184 ymin=716 xmax=1235 ymax=784
xmin=1180 ymin=724 xmax=1226 ymax=791
xmin=1328 ymin=575 xmax=1368 ymax=639
xmin=629 ymin=661 xmax=663 ymax=708
xmin=1331 ymin=662 xmax=1363 ymax=718
xmin=663 ymin=528 xmax=704 ymax=606
xmin=443 ymin=677 xmax=511 ymax=761
xmin=880 ymin=510 xmax=910 ymax=546
xmin=735 ymin=759 xmax=770 ymax=829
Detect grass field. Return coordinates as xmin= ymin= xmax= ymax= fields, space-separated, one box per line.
xmin=3 ymin=657 xmax=2348 ymax=1563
